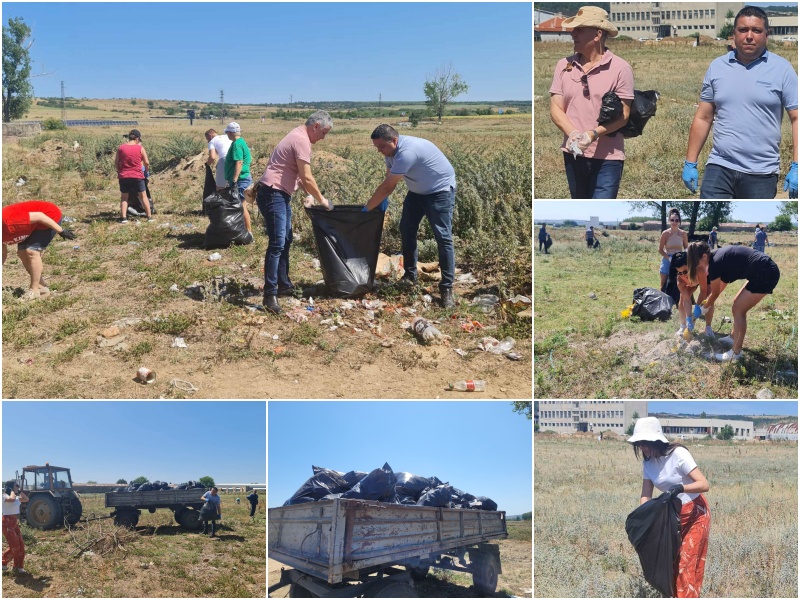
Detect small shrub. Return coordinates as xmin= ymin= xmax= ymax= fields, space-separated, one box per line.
xmin=42 ymin=118 xmax=67 ymax=130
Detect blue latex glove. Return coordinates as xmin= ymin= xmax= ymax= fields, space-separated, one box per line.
xmin=363 ymin=198 xmax=389 ymax=212
xmin=378 ymin=197 xmax=389 ymax=212
xmin=361 ymin=206 xmax=369 ymax=212
xmin=693 ymin=304 xmax=702 ymax=319
xmin=682 ymin=161 xmax=698 ymax=193
xmin=783 ymin=161 xmax=798 ymax=199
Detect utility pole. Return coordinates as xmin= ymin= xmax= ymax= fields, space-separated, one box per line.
xmin=60 ymin=81 xmax=66 ymax=121
xmin=220 ymin=89 xmax=224 ymax=124
xmin=289 ymin=94 xmax=293 ymax=106
xmin=378 ymin=93 xmax=382 ymax=118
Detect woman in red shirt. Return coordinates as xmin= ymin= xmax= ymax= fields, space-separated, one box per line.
xmin=115 ymin=129 xmax=151 ymax=222
xmin=2 ymin=200 xmax=76 ymax=300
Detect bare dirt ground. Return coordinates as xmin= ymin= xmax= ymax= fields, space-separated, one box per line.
xmin=2 ymin=131 xmax=531 ymax=399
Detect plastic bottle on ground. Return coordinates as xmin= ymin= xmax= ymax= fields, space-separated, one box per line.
xmin=449 ymin=380 xmax=486 ymax=392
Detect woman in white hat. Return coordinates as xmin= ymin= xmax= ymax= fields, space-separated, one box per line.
xmin=629 ymin=417 xmax=711 ymax=598
xmin=549 ymin=6 xmax=634 ymax=198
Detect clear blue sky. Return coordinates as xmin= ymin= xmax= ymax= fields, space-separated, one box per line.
xmin=2 ymin=401 xmax=266 ymax=484
xmin=4 ymin=2 xmax=532 ymax=103
xmin=268 ymin=401 xmax=532 ymax=515
xmin=648 ymin=401 xmax=797 ymax=416
xmin=533 ymin=201 xmax=797 ymax=224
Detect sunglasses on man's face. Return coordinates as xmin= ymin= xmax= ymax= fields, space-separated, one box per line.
xmin=670 ymin=219 xmax=680 ymax=222
xmin=677 ymin=269 xmax=688 ymax=276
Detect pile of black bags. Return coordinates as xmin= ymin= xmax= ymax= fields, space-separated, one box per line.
xmin=113 ymin=480 xmax=205 ymax=492
xmin=283 ymin=463 xmax=497 ymax=511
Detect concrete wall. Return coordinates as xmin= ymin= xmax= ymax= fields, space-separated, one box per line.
xmin=3 ymin=122 xmax=42 ymax=137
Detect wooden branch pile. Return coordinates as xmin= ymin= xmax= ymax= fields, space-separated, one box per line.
xmin=67 ymin=519 xmax=138 ymax=558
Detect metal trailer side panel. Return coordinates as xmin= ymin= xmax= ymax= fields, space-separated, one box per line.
xmin=269 ymin=499 xmax=507 ymax=584
xmin=105 ymin=489 xmax=206 ymax=508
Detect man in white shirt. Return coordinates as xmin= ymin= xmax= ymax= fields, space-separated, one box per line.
xmin=204 ymin=128 xmax=233 ymax=189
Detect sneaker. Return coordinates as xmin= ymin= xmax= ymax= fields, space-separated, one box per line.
xmin=15 ymin=568 xmax=27 ymax=574
xmin=715 ymin=350 xmax=741 ymax=362
xmin=675 ymin=327 xmax=685 ymax=337
xmin=717 ymin=335 xmax=735 ymax=347
xmin=21 ymin=289 xmax=40 ymax=301
xmin=119 ymin=219 xmax=129 ymax=224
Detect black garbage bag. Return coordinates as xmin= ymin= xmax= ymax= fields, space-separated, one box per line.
xmin=305 ymin=205 xmax=385 ymax=298
xmin=417 ymin=484 xmax=454 ymax=507
xmin=203 ymin=164 xmax=217 ymax=215
xmin=199 ymin=501 xmax=219 ymax=521
xmin=451 ymin=487 xmax=477 ymax=508
xmin=342 ymin=470 xmax=369 ymax=489
xmin=598 ymin=91 xmax=624 ymax=125
xmin=203 ymin=188 xmax=254 ymax=249
xmin=631 ymin=287 xmax=674 ymax=321
xmin=625 ymin=492 xmax=681 ymax=597
xmin=341 ymin=463 xmax=397 ymax=501
xmin=138 ymin=482 xmax=155 ymax=492
xmin=284 ymin=466 xmax=351 ymax=506
xmin=618 ymin=90 xmax=660 ymax=138
xmin=395 ymin=472 xmax=438 ymax=504
xmin=468 ymin=497 xmax=498 ymax=512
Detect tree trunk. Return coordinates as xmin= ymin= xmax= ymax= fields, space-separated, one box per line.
xmin=660 ymin=201 xmax=667 ymax=231
xmin=688 ymin=201 xmax=699 ymax=237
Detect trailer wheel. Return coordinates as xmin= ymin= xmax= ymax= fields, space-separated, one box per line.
xmin=65 ymin=497 xmax=83 ymax=525
xmin=26 ymin=495 xmax=62 ymax=530
xmin=409 ymin=566 xmax=430 ymax=581
xmin=175 ymin=507 xmax=203 ymax=531
xmin=114 ymin=510 xmax=139 ymax=528
xmin=288 ymin=582 xmax=318 ymax=597
xmin=472 ymin=552 xmax=500 ymax=595
xmin=365 ymin=580 xmax=418 ymax=597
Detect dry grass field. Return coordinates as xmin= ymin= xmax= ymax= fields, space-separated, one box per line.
xmin=534 ymin=435 xmax=798 ymax=598
xmin=268 ymin=519 xmax=531 ymax=598
xmin=534 ymin=39 xmax=798 ymax=199
xmin=2 ymin=108 xmax=531 ymax=399
xmin=1 ymin=493 xmax=266 ymax=598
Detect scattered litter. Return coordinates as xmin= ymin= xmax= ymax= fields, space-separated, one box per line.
xmin=506 ymin=295 xmax=531 ymax=309
xmin=62 ymin=216 xmax=75 ymax=223
xmin=456 ymin=272 xmax=478 ymax=284
xmin=362 ymin=299 xmax=385 ymax=310
xmin=15 ymin=176 xmax=27 ymax=187
xmin=478 ymin=336 xmax=516 ymax=354
xmin=286 ymin=307 xmax=309 ymax=323
xmin=169 ymin=379 xmax=197 ymax=393
xmin=589 ymin=292 xmax=598 ymax=300
xmin=365 ymin=310 xmax=375 ymax=321
xmin=375 ymin=253 xmax=404 ymax=279
xmin=460 ymin=320 xmax=483 ymax=333
xmin=127 ymin=241 xmax=141 ymax=246
xmin=169 ymin=284 xmax=180 ymax=292
xmin=208 ymin=252 xmax=222 ymax=261
xmin=454 ymin=348 xmax=468 ymax=357
xmin=340 ymin=301 xmax=356 ymax=311
xmin=449 ymin=380 xmax=486 ymax=392
xmin=411 ymin=317 xmax=450 ymax=345
xmin=756 ymin=388 xmax=774 ymax=399
xmin=312 ymin=258 xmax=321 ymax=270
xmin=72 ymin=245 xmax=80 ymax=250
xmin=308 ymin=296 xmax=315 ymax=307
xmin=471 ymin=294 xmax=500 ymax=312
xmin=136 ymin=367 xmax=156 ymax=384
xmin=171 ymin=337 xmax=188 ymax=349
xmin=506 ymin=352 xmax=522 ymax=361
xmin=422 ymin=294 xmax=433 ymax=304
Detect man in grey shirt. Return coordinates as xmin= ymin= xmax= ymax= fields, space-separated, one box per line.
xmin=364 ymin=125 xmax=457 ymax=308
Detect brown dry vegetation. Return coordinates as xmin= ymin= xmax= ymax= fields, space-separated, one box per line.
xmin=268 ymin=520 xmax=531 ymax=598
xmin=1 ymin=493 xmax=265 ymax=598
xmin=2 ymin=113 xmax=532 ymax=399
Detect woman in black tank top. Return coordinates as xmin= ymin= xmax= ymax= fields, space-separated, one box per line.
xmin=686 ymin=242 xmax=780 ymax=362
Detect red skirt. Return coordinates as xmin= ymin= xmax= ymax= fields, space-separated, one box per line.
xmin=675 ymin=494 xmax=711 ymax=598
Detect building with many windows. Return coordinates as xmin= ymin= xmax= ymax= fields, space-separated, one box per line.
xmin=660 ymin=418 xmax=754 ymax=440
xmin=610 ymin=2 xmax=744 ymax=39
xmin=538 ymin=401 xmax=648 ymax=435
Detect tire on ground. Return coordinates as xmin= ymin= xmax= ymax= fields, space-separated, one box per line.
xmin=65 ymin=496 xmax=83 ymax=525
xmin=364 ymin=579 xmax=418 ymax=597
xmin=26 ymin=494 xmax=62 ymax=530
xmin=409 ymin=566 xmax=430 ymax=581
xmin=472 ymin=552 xmax=500 ymax=595
xmin=175 ymin=507 xmax=203 ymax=531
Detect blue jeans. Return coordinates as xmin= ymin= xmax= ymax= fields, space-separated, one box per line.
xmin=234 ymin=176 xmax=252 ymax=203
xmin=400 ymin=187 xmax=455 ymax=290
xmin=700 ymin=164 xmax=778 ymax=199
xmin=563 ymin=153 xmax=624 ymax=198
xmin=256 ymin=186 xmax=293 ymax=296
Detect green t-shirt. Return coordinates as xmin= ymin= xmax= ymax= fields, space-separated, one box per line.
xmin=225 ymin=137 xmax=251 ymax=182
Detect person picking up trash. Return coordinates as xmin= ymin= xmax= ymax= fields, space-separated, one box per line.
xmin=2 ymin=200 xmax=76 ymax=301
xmin=670 ymin=251 xmax=711 ymax=339
xmin=256 ymin=111 xmax=333 ymax=314
xmin=682 ymin=5 xmax=798 ymax=199
xmin=628 ymin=417 xmax=711 ymax=598
xmin=686 ymin=241 xmax=780 ymax=362
xmin=363 ymin=124 xmax=457 ymax=308
xmin=223 ymin=122 xmax=253 ymax=235
xmin=115 ymin=129 xmax=152 ymax=223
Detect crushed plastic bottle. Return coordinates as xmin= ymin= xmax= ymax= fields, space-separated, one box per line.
xmin=449 ymin=380 xmax=486 ymax=392
xmin=411 ymin=317 xmax=448 ymax=345
xmin=208 ymin=252 xmax=222 ymax=261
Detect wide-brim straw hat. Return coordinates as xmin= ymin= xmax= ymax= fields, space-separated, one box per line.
xmin=562 ymin=6 xmax=619 ymax=38
xmin=627 ymin=417 xmax=669 ymax=444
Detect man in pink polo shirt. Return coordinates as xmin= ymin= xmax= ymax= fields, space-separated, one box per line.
xmin=549 ymin=6 xmax=634 ymax=198
xmin=256 ymin=110 xmax=332 ymax=314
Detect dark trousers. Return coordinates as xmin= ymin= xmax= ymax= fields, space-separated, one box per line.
xmin=563 ymin=153 xmax=624 ymax=198
xmin=202 ymin=520 xmax=216 ymax=534
xmin=399 ymin=187 xmax=455 ymax=290
xmin=249 ymin=503 xmax=257 ymax=518
xmin=700 ymin=163 xmax=778 ymax=199
xmin=256 ymin=186 xmax=294 ymax=296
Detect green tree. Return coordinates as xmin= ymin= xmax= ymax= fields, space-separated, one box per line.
xmin=198 ymin=475 xmax=215 ymax=488
xmin=770 ymin=214 xmax=794 ymax=231
xmin=700 ymin=411 xmax=707 ymax=419
xmin=131 ymin=476 xmax=149 ymax=485
xmin=147 ymin=100 xmax=154 ymax=109
xmin=2 ymin=17 xmax=34 ymax=122
xmin=423 ymin=62 xmax=469 ymax=124
xmin=625 ymin=411 xmax=640 ymax=436
xmin=116 ymin=478 xmax=127 ymax=485
xmin=511 ymin=401 xmax=532 ymax=419
xmin=408 ymin=110 xmax=422 ymax=128
xmin=86 ymin=480 xmax=97 ymax=485
xmin=716 ymin=424 xmax=734 ymax=440
xmin=719 ymin=9 xmax=735 ymax=39
xmin=130 ymin=99 xmax=137 ymax=105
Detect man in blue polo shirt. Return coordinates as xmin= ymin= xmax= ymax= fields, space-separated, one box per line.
xmin=682 ymin=5 xmax=798 ymax=199
xmin=364 ymin=124 xmax=457 ymax=308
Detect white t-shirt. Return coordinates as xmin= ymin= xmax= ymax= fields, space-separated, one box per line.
xmin=642 ymin=446 xmax=699 ymax=505
xmin=2 ymin=493 xmax=21 ymax=516
xmin=208 ymin=135 xmax=232 ymax=186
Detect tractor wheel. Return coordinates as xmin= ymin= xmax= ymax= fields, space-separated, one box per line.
xmin=175 ymin=507 xmax=203 ymax=531
xmin=65 ymin=496 xmax=83 ymax=525
xmin=114 ymin=510 xmax=139 ymax=528
xmin=364 ymin=580 xmax=418 ymax=597
xmin=26 ymin=494 xmax=62 ymax=530
xmin=472 ymin=552 xmax=500 ymax=595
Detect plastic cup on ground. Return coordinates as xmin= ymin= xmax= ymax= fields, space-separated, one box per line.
xmin=137 ymin=367 xmax=156 ymax=384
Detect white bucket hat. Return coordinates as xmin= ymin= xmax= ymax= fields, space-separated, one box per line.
xmin=627 ymin=417 xmax=669 ymax=444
